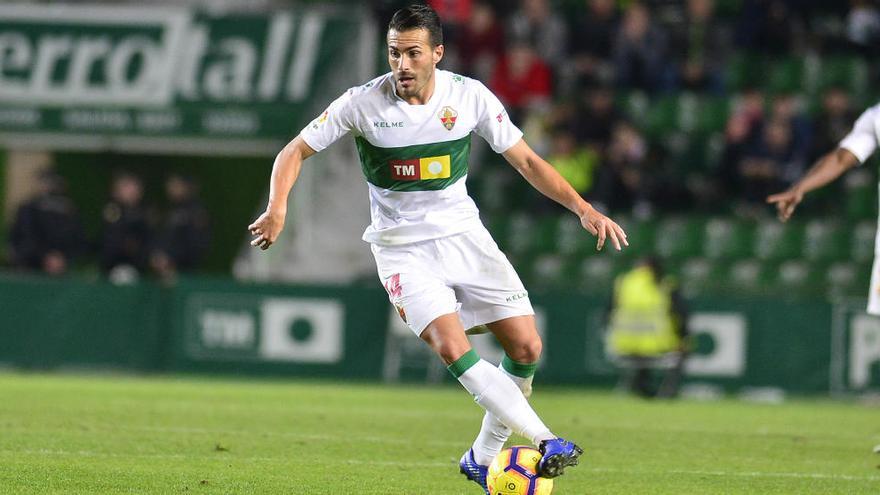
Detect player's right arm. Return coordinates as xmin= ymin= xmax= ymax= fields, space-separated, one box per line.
xmin=247 ymin=86 xmax=359 ymax=250
xmin=248 ymin=136 xmax=316 ymax=250
xmin=767 ymin=104 xmax=878 ymax=221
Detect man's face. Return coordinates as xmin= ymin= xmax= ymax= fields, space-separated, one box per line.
xmin=387 ymin=28 xmax=443 ymax=101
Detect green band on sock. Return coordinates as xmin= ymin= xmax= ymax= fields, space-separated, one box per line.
xmin=447 ymin=349 xmax=480 ymax=378
xmin=502 ymin=354 xmax=538 ymax=378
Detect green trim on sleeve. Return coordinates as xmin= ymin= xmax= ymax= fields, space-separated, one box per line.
xmin=447 ymin=349 xmax=481 ymax=378
xmin=502 ymin=354 xmax=538 ymax=378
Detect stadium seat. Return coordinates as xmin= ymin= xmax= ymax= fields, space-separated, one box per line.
xmin=556 ymin=216 xmax=591 ymax=256
xmin=614 ymin=216 xmax=657 ymax=259
xmin=851 ymin=220 xmax=876 ymax=263
xmin=577 ymin=256 xmax=616 ymax=294
xmin=818 ymin=56 xmax=869 ymax=98
xmin=529 ymin=253 xmax=569 ymax=290
xmin=802 ymin=219 xmax=848 ymax=262
xmin=726 ymin=258 xmax=769 ymax=293
xmin=770 ymin=259 xmax=824 ymax=297
xmin=655 ymin=216 xmax=704 ymax=260
xmin=767 ymin=57 xmax=805 ymax=94
xmin=703 ymin=217 xmax=755 ymax=259
xmin=844 ymin=169 xmax=875 ymax=220
xmin=825 ymin=261 xmax=870 ymax=298
xmin=753 ymin=219 xmax=804 ymax=261
xmin=679 ymin=257 xmax=727 ymax=295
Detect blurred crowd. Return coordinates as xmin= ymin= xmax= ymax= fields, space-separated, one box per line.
xmin=375 ymin=0 xmax=879 ymax=218
xmin=8 ymin=170 xmax=211 ymax=282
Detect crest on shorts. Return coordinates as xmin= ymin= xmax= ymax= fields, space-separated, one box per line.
xmin=383 ymin=274 xmax=407 ymax=322
xmin=439 ymin=106 xmax=458 ymax=131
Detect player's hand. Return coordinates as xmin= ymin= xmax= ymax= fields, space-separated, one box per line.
xmin=579 ymin=206 xmax=628 ymax=251
xmin=248 ymin=209 xmax=285 ymax=250
xmin=766 ymin=188 xmax=803 ymax=222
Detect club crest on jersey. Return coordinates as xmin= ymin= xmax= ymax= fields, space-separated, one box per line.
xmin=389 ymin=155 xmax=451 ymax=180
xmin=439 ymin=106 xmax=458 ymax=131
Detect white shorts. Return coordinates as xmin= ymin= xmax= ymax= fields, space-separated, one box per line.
xmin=371 ymin=225 xmax=535 ymax=335
xmin=868 ymin=255 xmax=880 ymax=315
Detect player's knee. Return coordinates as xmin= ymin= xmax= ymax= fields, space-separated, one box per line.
xmin=509 ymin=338 xmax=542 ymax=363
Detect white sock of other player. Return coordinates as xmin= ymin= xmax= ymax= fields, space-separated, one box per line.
xmin=470 ymin=355 xmax=537 ymax=466
xmin=448 ymin=350 xmax=553 ymax=452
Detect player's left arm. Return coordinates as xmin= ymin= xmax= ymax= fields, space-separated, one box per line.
xmin=502 ymin=139 xmax=628 ymax=251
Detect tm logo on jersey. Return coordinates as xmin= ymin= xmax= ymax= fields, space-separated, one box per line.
xmin=390 ymin=155 xmax=451 ymax=180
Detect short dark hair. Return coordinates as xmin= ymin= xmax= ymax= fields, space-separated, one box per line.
xmin=388 ymin=4 xmax=443 ymax=47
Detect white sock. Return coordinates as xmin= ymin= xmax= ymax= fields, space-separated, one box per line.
xmin=471 ymin=363 xmax=537 ymax=465
xmin=451 ymin=352 xmax=553 ymax=452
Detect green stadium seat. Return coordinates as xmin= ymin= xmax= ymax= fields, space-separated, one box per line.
xmin=531 ymin=217 xmax=560 ymax=255
xmin=655 ymin=217 xmax=704 ymax=260
xmin=825 ymin=261 xmax=870 ymax=298
xmin=819 ymin=56 xmax=869 ymax=98
xmin=844 ymin=169 xmax=875 ymax=220
xmin=703 ymin=217 xmax=755 ymax=259
xmin=767 ymin=57 xmax=805 ymax=94
xmin=612 ymin=216 xmax=656 ymax=259
xmin=770 ymin=259 xmax=824 ymax=296
xmin=577 ymin=256 xmax=616 ymax=294
xmin=529 ymin=253 xmax=568 ymax=290
xmin=726 ymin=53 xmax=765 ymax=92
xmin=726 ymin=258 xmax=768 ymax=293
xmin=803 ymin=219 xmax=848 ymax=262
xmin=502 ymin=213 xmax=535 ymax=256
xmin=679 ymin=257 xmax=727 ymax=295
xmin=851 ymin=220 xmax=876 ymax=264
xmin=556 ymin=216 xmax=591 ymax=256
xmin=644 ymin=96 xmax=678 ymax=139
xmin=753 ymin=219 xmax=804 ymax=261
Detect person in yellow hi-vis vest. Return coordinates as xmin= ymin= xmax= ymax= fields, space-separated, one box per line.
xmin=606 ymin=257 xmax=689 ymax=398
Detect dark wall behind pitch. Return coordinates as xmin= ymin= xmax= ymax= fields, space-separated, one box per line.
xmin=54 ymin=152 xmax=272 ymax=274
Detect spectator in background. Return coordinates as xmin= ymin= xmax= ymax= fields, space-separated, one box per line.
xmin=606 ymin=257 xmax=689 ymax=399
xmin=569 ymin=0 xmax=619 ymax=88
xmin=150 ymin=174 xmax=211 ymax=281
xmin=811 ymin=86 xmax=859 ymax=161
xmin=454 ymin=1 xmax=505 ymax=82
xmin=847 ymin=0 xmax=880 ymax=48
xmin=733 ymin=118 xmax=799 ymax=210
xmin=768 ymin=92 xmax=812 ymax=172
xmin=506 ymin=0 xmax=569 ymax=70
xmin=735 ymin=0 xmax=805 ymax=54
xmin=593 ymin=121 xmax=657 ymax=216
xmin=669 ymin=0 xmax=729 ymax=93
xmin=718 ymin=87 xmax=766 ymax=201
xmin=100 ymin=171 xmax=152 ymax=282
xmin=9 ymin=171 xmax=85 ymax=276
xmin=490 ymin=40 xmax=552 ymax=123
xmin=612 ymin=2 xmax=671 ymax=93
xmin=543 ymin=128 xmax=600 ymax=208
xmin=570 ymin=83 xmax=621 ymax=147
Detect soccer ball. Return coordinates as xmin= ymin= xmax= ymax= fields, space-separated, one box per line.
xmin=486 ymin=446 xmax=554 ymax=495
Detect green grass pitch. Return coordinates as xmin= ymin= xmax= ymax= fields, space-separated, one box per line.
xmin=1 ymin=373 xmax=878 ymax=494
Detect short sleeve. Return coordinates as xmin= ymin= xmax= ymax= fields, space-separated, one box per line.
xmin=472 ymin=81 xmax=523 ymax=154
xmin=299 ymin=89 xmax=357 ymax=152
xmin=839 ymin=106 xmax=879 ymax=163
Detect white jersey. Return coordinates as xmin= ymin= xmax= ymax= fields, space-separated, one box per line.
xmin=839 ymin=102 xmax=880 ymax=163
xmin=839 ymin=102 xmax=880 ymax=315
xmin=299 ymin=69 xmax=523 ymax=245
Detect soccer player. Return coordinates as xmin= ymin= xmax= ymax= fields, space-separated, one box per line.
xmin=248 ymin=5 xmax=627 ymax=492
xmin=767 ymin=102 xmax=880 ymax=315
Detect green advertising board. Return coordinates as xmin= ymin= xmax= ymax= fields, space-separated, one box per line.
xmin=0 ymin=4 xmax=371 ymax=154
xmin=1 ymin=274 xmax=878 ymax=395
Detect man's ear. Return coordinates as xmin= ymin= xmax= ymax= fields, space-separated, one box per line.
xmin=433 ymin=44 xmax=444 ymax=65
